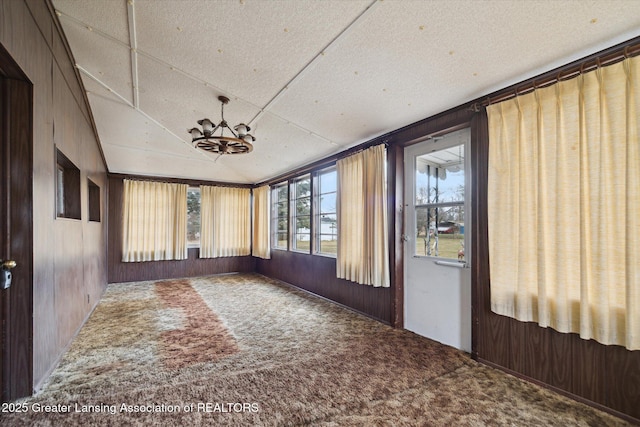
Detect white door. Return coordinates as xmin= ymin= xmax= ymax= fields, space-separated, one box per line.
xmin=403 ymin=128 xmax=471 ymax=352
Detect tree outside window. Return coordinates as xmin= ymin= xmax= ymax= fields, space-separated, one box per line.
xmin=187 ymin=187 xmax=201 ymax=247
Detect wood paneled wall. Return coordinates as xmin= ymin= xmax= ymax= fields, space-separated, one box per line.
xmin=470 ymin=108 xmax=640 ymax=423
xmin=255 ymin=251 xmax=391 ymax=324
xmin=1 ymin=0 xmax=109 ymax=393
xmin=107 ymin=176 xmax=255 ymax=284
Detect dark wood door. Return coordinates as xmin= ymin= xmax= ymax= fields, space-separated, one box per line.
xmin=1 ymin=71 xmax=6 ymax=403
xmin=0 ymin=44 xmax=34 ymax=402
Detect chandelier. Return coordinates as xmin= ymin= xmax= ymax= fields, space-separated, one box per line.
xmin=189 ymin=96 xmax=255 ymax=155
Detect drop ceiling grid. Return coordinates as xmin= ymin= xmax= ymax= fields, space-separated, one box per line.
xmin=49 ymin=0 xmax=640 ymax=184
xmin=270 ymin=0 xmax=640 ymax=149
xmin=267 ymin=1 xmax=481 ymax=146
xmin=133 ymin=0 xmax=373 ymax=107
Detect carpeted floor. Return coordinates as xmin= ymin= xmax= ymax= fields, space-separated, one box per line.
xmin=1 ymin=273 xmax=631 ymax=426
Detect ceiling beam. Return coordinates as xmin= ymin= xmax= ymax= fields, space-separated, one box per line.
xmin=127 ymin=0 xmax=140 ymax=109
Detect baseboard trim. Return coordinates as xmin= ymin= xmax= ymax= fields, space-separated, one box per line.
xmin=32 ymin=285 xmax=106 ymax=395
xmin=476 ymin=357 xmax=639 ymax=425
xmin=256 ymin=273 xmax=391 ymax=326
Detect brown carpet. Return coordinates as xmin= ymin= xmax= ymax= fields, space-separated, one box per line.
xmin=155 ymin=279 xmax=239 ymax=369
xmin=1 ymin=273 xmax=631 ymax=426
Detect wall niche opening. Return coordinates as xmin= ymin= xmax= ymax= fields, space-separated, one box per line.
xmin=56 ymin=148 xmax=81 ymax=220
xmin=88 ymin=178 xmax=100 ymax=222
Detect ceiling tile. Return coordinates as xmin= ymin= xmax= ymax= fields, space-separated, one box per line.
xmin=136 ymin=54 xmax=262 ymax=150
xmin=51 ymin=0 xmax=640 ymax=183
xmin=270 ymin=0 xmax=640 ymax=147
xmin=54 ymin=0 xmax=130 ymax=43
xmin=219 ymin=112 xmax=339 ymax=183
xmin=89 ymin=93 xmax=197 ymax=160
xmin=103 ymin=144 xmax=250 ymax=183
xmin=134 ymin=0 xmax=372 ymax=106
xmin=58 ymin=16 xmax=134 ymax=104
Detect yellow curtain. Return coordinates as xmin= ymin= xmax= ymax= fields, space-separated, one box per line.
xmin=200 ymin=185 xmax=251 ymax=258
xmin=122 ymin=179 xmax=188 ymax=262
xmin=336 ymin=144 xmax=390 ymax=287
xmin=252 ymin=185 xmax=271 ymax=259
xmin=488 ymin=56 xmax=639 ymax=350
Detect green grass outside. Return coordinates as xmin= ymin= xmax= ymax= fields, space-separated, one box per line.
xmin=280 ymin=236 xmax=464 ymax=260
xmin=415 ymin=234 xmax=464 ymax=260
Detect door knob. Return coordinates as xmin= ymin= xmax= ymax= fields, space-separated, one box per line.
xmin=2 ymin=260 xmax=16 ymax=270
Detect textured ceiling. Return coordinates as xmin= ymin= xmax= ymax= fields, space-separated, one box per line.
xmin=52 ymin=0 xmax=640 ymax=184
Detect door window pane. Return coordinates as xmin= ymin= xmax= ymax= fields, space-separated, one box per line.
xmin=416 ymin=144 xmax=465 ymax=204
xmin=414 ymin=142 xmax=465 ymax=261
xmin=415 ymin=206 xmax=465 ymax=260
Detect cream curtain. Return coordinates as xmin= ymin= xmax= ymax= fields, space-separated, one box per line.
xmin=122 ymin=179 xmax=188 ymax=262
xmin=200 ymin=185 xmax=251 ymax=258
xmin=252 ymin=185 xmax=271 ymax=259
xmin=488 ymin=56 xmax=639 ymax=350
xmin=337 ymin=144 xmax=390 ymax=287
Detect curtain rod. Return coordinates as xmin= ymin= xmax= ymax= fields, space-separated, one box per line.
xmin=254 ymin=140 xmax=389 ymax=187
xmin=478 ymin=38 xmax=640 ymax=108
xmin=115 ymin=174 xmax=252 ymax=188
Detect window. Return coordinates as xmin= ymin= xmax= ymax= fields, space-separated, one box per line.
xmin=414 ymin=146 xmax=465 ymax=260
xmin=314 ymin=167 xmax=337 ymax=256
xmin=271 ymin=183 xmax=288 ymax=250
xmin=187 ymin=187 xmax=201 ymax=247
xmin=291 ymin=175 xmax=311 ymax=252
xmin=56 ymin=148 xmax=81 ymax=220
xmin=87 ymin=179 xmax=100 ymax=222
xmin=269 ymin=169 xmax=339 ymax=256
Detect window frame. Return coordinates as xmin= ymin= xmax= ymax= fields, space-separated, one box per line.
xmin=313 ymin=166 xmax=338 ymax=257
xmin=290 ymin=174 xmax=311 ymax=253
xmin=269 ymin=167 xmax=340 ymax=256
xmin=271 ymin=182 xmax=289 ymax=251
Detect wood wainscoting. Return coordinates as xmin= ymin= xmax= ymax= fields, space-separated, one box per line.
xmin=255 ymin=250 xmax=392 ymax=324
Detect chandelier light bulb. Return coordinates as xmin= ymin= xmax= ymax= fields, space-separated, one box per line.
xmin=189 ymin=127 xmax=202 ymax=139
xmin=234 ymin=123 xmax=249 ymax=137
xmin=199 ymin=118 xmax=214 ymax=134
